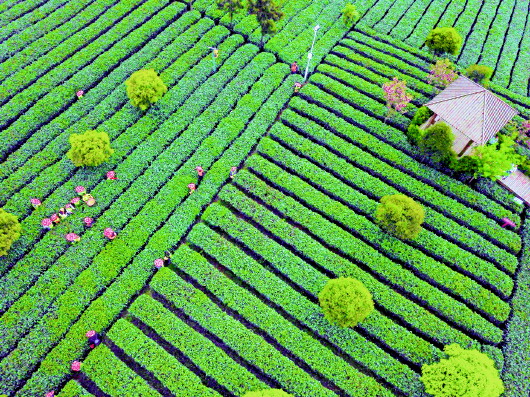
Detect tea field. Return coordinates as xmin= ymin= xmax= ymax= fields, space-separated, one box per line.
xmin=0 ymin=0 xmax=529 ymax=396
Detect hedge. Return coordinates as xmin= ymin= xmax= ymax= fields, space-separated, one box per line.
xmin=217 ymin=183 xmax=472 ymax=357
xmin=0 ymin=0 xmax=174 ymax=159
xmin=0 ymin=12 xmax=207 ymax=201
xmin=236 ymin=162 xmax=504 ymax=344
xmin=0 ymin=0 xmax=48 ymax=24
xmin=82 ymin=344 xmax=162 ymax=396
xmin=6 ymin=54 xmax=292 ymax=397
xmin=199 ymin=204 xmax=428 ymax=395
xmin=130 ymin=295 xmax=268 ymax=396
xmin=261 ymin=127 xmax=513 ymax=317
xmin=298 ymin=84 xmax=522 ymax=252
xmin=282 ymin=105 xmax=519 ymax=272
xmin=57 ymin=380 xmax=94 ymax=397
xmin=0 ymin=25 xmax=236 ymax=320
xmin=153 ymin=255 xmax=391 ymax=397
xmin=0 ymin=0 xmax=113 ymax=70
xmin=106 ymin=318 xmax=220 ymax=396
xmin=0 ymin=43 xmax=268 ymax=362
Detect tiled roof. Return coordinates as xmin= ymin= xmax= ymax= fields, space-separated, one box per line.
xmin=426 ymin=75 xmax=518 ymax=144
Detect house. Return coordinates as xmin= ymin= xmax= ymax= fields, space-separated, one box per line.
xmin=424 ymin=75 xmax=518 ymax=157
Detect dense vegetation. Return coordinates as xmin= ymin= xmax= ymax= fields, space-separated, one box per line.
xmin=0 ymin=1 xmax=529 ymax=396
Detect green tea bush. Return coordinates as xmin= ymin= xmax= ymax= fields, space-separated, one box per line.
xmin=421 ymin=344 xmax=504 ymax=397
xmin=375 ymin=194 xmax=424 ymax=240
xmin=318 ymin=277 xmax=374 ymax=327
xmin=125 ymin=68 xmax=168 ymax=110
xmin=66 ymin=129 xmax=114 ymax=167
xmin=243 ymin=390 xmax=293 ymax=397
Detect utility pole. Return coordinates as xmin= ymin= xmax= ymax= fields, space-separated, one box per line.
xmin=303 ymin=25 xmax=320 ymax=82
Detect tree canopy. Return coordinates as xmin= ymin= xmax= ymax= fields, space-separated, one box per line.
xmin=472 ymin=132 xmax=523 ymax=180
xmin=67 ymin=130 xmax=114 ymax=167
xmin=465 ymin=64 xmax=493 ymax=86
xmin=0 ymin=208 xmax=21 ymax=256
xmin=425 ymin=27 xmax=462 ymax=56
xmin=318 ymin=277 xmax=374 ymax=328
xmin=248 ymin=0 xmax=284 ymax=46
xmin=418 ymin=122 xmax=456 ymax=164
xmin=341 ymin=3 xmax=360 ymax=26
xmin=421 ymin=344 xmax=504 ymax=397
xmin=125 ymin=69 xmax=168 ymax=111
xmin=375 ymin=194 xmax=425 ymax=240
xmin=216 ymin=0 xmax=245 ymax=27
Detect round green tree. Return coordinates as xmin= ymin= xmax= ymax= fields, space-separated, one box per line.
xmin=425 ymin=27 xmax=462 ymax=56
xmin=421 ymin=344 xmax=504 ymax=397
xmin=318 ymin=277 xmax=374 ymax=328
xmin=465 ymin=64 xmax=493 ymax=86
xmin=342 ymin=3 xmax=360 ymax=26
xmin=125 ymin=68 xmax=168 ymax=110
xmin=419 ymin=122 xmax=456 ymax=164
xmin=67 ymin=130 xmax=114 ymax=167
xmin=375 ymin=194 xmax=425 ymax=240
xmin=0 ymin=208 xmax=21 ymax=256
xmin=243 ymin=390 xmax=293 ymax=397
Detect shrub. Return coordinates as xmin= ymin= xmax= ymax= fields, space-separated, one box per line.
xmin=243 ymin=390 xmax=293 ymax=397
xmin=411 ymin=106 xmax=433 ymax=126
xmin=67 ymin=130 xmax=114 ymax=167
xmin=473 ymin=132 xmax=523 ymax=180
xmin=418 ymin=122 xmax=456 ymax=164
xmin=125 ymin=68 xmax=168 ymax=110
xmin=465 ymin=64 xmax=493 ymax=86
xmin=451 ymin=155 xmax=480 ymax=174
xmin=428 ymin=58 xmax=458 ymax=88
xmin=425 ymin=27 xmax=462 ymax=56
xmin=0 ymin=208 xmax=21 ymax=256
xmin=341 ymin=3 xmax=360 ymax=26
xmin=421 ymin=344 xmax=504 ymax=397
xmin=406 ymin=123 xmax=423 ymax=145
xmin=375 ymin=194 xmax=424 ymax=240
xmin=318 ymin=277 xmax=374 ymax=328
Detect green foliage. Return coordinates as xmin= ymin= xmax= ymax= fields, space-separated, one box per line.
xmin=243 ymin=390 xmax=293 ymax=397
xmin=318 ymin=277 xmax=374 ymax=328
xmin=375 ymin=194 xmax=425 ymax=240
xmin=418 ymin=122 xmax=456 ymax=164
xmin=421 ymin=344 xmax=504 ymax=397
xmin=125 ymin=68 xmax=168 ymax=110
xmin=406 ymin=123 xmax=423 ymax=145
xmin=66 ymin=130 xmax=114 ymax=167
xmin=473 ymin=133 xmax=523 ymax=180
xmin=341 ymin=3 xmax=360 ymax=26
xmin=465 ymin=64 xmax=493 ymax=86
xmin=451 ymin=155 xmax=480 ymax=174
xmin=216 ymin=0 xmax=245 ymax=27
xmin=0 ymin=208 xmax=21 ymax=256
xmin=248 ymin=0 xmax=284 ymax=46
xmin=411 ymin=106 xmax=433 ymax=126
xmin=425 ymin=27 xmax=462 ymax=56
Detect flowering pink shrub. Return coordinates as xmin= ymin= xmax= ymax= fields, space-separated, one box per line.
xmin=428 ymin=59 xmax=458 ymax=88
xmin=382 ymin=78 xmax=413 ymax=118
xmin=154 ymin=258 xmax=164 ymax=268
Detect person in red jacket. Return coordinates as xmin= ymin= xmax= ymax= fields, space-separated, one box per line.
xmin=290 ymin=62 xmax=298 ymax=74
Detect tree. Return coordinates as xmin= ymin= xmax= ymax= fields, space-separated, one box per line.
xmin=425 ymin=27 xmax=462 ymax=57
xmin=421 ymin=344 xmax=504 ymax=397
xmin=67 ymin=130 xmax=114 ymax=167
xmin=248 ymin=0 xmax=284 ymax=47
xmin=428 ymin=59 xmax=458 ymax=89
xmin=375 ymin=194 xmax=425 ymax=240
xmin=341 ymin=3 xmax=360 ymax=26
xmin=418 ymin=122 xmax=456 ymax=164
xmin=125 ymin=69 xmax=168 ymax=111
xmin=216 ymin=0 xmax=245 ymax=27
xmin=243 ymin=390 xmax=293 ymax=397
xmin=473 ymin=132 xmax=523 ymax=180
xmin=465 ymin=64 xmax=493 ymax=86
xmin=451 ymin=155 xmax=480 ymax=175
xmin=382 ymin=77 xmax=413 ymax=121
xmin=0 ymin=208 xmax=21 ymax=256
xmin=318 ymin=277 xmax=374 ymax=328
